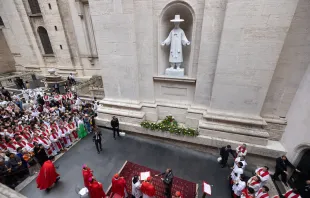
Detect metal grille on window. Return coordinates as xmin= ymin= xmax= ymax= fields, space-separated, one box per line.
xmin=28 ymin=0 xmax=41 ymax=14
xmin=38 ymin=26 xmax=54 ymax=54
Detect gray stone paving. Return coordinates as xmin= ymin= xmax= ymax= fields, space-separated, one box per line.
xmin=21 ymin=128 xmax=233 ymax=198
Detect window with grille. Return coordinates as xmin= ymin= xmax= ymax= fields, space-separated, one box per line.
xmin=0 ymin=17 xmax=4 ymax=26
xmin=28 ymin=0 xmax=41 ymax=14
xmin=38 ymin=26 xmax=54 ymax=54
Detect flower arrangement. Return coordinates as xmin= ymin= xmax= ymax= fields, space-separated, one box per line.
xmin=140 ymin=116 xmax=199 ymax=137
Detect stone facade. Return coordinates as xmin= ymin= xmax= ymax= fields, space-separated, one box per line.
xmin=0 ymin=0 xmax=310 ymax=163
xmin=0 ymin=31 xmax=15 ymax=74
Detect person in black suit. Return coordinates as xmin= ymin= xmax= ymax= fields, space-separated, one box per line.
xmin=93 ymin=127 xmax=103 ymax=154
xmin=219 ymin=145 xmax=234 ymax=168
xmin=111 ymin=116 xmax=120 ymax=140
xmin=155 ymin=168 xmax=173 ymax=198
xmin=299 ymin=180 xmax=310 ymax=198
xmin=273 ymin=155 xmax=300 ymax=185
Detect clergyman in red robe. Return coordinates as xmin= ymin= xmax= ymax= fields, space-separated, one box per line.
xmin=36 ymin=156 xmax=60 ymax=191
xmin=140 ymin=176 xmax=156 ymax=198
xmin=88 ymin=176 xmax=106 ymax=198
xmin=111 ymin=173 xmax=127 ymax=197
xmin=82 ymin=164 xmax=93 ymax=189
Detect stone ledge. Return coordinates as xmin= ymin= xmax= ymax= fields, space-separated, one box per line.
xmin=199 ymin=121 xmax=269 ymax=138
xmin=96 ymin=118 xmax=286 ymax=158
xmin=199 ymin=127 xmax=268 ymax=146
xmin=97 ymin=108 xmax=145 ymax=119
xmin=100 ymin=99 xmax=142 ymax=110
xmin=153 ymin=75 xmax=196 ymax=83
xmin=204 ymin=111 xmax=267 ymax=126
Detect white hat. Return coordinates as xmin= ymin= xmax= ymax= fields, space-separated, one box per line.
xmin=170 ymin=15 xmax=184 ymax=22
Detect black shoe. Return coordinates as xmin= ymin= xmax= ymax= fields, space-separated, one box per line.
xmin=97 ymin=151 xmax=100 ymax=154
xmin=114 ymin=137 xmax=116 ymax=140
xmin=221 ymin=165 xmax=225 ymax=168
xmin=46 ymin=188 xmax=50 ymax=193
xmin=100 ymin=148 xmax=103 ymax=151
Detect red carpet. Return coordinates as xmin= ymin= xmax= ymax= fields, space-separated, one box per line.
xmin=107 ymin=161 xmax=197 ymax=198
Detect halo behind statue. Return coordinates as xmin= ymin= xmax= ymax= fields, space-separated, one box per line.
xmin=170 ymin=15 xmax=184 ymax=22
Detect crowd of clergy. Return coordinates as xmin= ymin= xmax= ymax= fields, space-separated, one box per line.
xmin=0 ymin=86 xmax=97 ymax=189
xmin=220 ymin=144 xmax=308 ymax=198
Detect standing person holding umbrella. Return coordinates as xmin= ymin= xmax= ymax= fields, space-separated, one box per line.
xmin=155 ymin=168 xmax=174 ymax=198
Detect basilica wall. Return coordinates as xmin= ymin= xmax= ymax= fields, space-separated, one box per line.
xmin=0 ymin=31 xmax=15 ymax=74
xmin=261 ymin=0 xmax=310 ymax=119
xmin=1 ymin=0 xmax=309 ymax=161
xmin=281 ymin=64 xmax=310 ymax=164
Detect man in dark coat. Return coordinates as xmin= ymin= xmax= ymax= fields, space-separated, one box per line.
xmin=273 ymin=155 xmax=300 ymax=185
xmin=92 ymin=127 xmax=103 ymax=154
xmin=155 ymin=168 xmax=174 ymax=198
xmin=33 ymin=143 xmax=48 ymax=166
xmin=299 ymin=180 xmax=310 ymax=198
xmin=219 ymin=145 xmax=234 ymax=168
xmin=1 ymin=87 xmax=11 ymax=101
xmin=111 ymin=116 xmax=120 ymax=140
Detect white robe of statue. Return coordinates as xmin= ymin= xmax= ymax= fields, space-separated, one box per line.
xmin=162 ymin=15 xmax=190 ymax=69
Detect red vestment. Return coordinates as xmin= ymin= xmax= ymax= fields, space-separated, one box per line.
xmin=82 ymin=168 xmax=93 ymax=189
xmin=89 ymin=181 xmax=106 ymax=198
xmin=141 ymin=181 xmax=156 ymax=197
xmin=36 ymin=160 xmax=59 ymax=190
xmin=112 ymin=177 xmax=127 ymax=197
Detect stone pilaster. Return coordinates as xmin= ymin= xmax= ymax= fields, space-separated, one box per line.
xmin=209 ymin=0 xmax=299 ymax=117
xmin=90 ymin=0 xmax=143 ymax=124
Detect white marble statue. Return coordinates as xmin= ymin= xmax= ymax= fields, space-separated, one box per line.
xmin=161 ymin=15 xmax=190 ymax=70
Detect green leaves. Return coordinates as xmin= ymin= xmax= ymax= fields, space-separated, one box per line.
xmin=140 ymin=116 xmax=199 ymax=137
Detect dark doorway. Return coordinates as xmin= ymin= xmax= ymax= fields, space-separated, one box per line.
xmin=289 ymin=149 xmax=310 ymax=190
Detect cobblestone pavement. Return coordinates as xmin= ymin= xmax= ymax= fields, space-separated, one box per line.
xmin=21 ymin=128 xmax=233 ymax=198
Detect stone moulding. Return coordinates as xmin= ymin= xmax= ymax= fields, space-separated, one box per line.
xmin=203 ymin=111 xmax=267 ymax=126
xmin=97 ymin=108 xmax=145 ymax=119
xmin=153 ymin=75 xmax=196 ymax=83
xmin=95 ymin=117 xmax=286 ymax=159
xmin=199 ymin=121 xmax=269 ymax=138
xmin=100 ymin=99 xmax=143 ymax=110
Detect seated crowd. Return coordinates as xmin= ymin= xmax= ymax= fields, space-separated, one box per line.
xmin=0 ymin=86 xmax=97 ymax=189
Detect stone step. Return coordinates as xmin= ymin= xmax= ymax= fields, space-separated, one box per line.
xmin=199 ymin=120 xmax=269 ymax=145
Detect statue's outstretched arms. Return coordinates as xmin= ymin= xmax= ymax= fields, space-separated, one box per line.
xmin=181 ymin=31 xmax=190 ymax=46
xmin=162 ymin=31 xmax=172 ymax=46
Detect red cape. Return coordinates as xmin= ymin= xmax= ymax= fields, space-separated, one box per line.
xmin=89 ymin=181 xmax=106 ymax=198
xmin=111 ymin=177 xmax=126 ymax=196
xmin=141 ymin=181 xmax=156 ymax=196
xmin=36 ymin=160 xmax=59 ymax=190
xmin=241 ymin=189 xmax=254 ymax=198
xmin=82 ymin=168 xmax=93 ymax=188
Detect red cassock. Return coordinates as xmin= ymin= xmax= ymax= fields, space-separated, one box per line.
xmin=82 ymin=168 xmax=93 ymax=189
xmin=89 ymin=181 xmax=106 ymax=198
xmin=36 ymin=160 xmax=60 ymax=190
xmin=112 ymin=177 xmax=127 ymax=197
xmin=141 ymin=182 xmax=156 ymax=197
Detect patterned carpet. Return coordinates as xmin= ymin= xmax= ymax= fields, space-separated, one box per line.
xmin=107 ymin=161 xmax=197 ymax=198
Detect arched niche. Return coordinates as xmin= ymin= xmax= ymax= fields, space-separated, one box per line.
xmin=158 ymin=1 xmax=195 ymax=76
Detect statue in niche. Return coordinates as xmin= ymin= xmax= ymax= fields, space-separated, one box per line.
xmin=161 ymin=15 xmax=190 ymax=76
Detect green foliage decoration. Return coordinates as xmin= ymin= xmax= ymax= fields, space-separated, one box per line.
xmin=140 ymin=116 xmax=199 ymax=137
